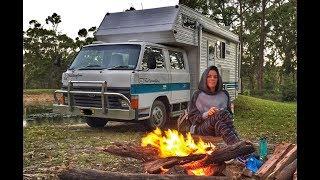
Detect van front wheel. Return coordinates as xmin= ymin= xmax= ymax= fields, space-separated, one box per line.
xmin=85 ymin=117 xmax=108 ymax=128
xmin=146 ymin=100 xmax=168 ymax=130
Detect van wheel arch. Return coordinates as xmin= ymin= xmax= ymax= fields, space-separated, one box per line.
xmin=154 ymin=96 xmax=170 ymax=115
xmin=144 ymin=96 xmax=171 ymax=130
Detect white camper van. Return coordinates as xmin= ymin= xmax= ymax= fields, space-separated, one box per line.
xmin=53 ymin=5 xmax=241 ymax=129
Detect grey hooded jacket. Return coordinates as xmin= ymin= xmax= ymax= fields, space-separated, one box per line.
xmin=188 ymin=66 xmax=232 ymax=126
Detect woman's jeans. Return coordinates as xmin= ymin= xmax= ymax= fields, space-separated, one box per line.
xmin=195 ymin=109 xmax=240 ymax=145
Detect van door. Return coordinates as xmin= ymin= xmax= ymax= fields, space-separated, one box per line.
xmin=167 ymin=50 xmax=190 ymax=103
xmin=135 ymin=46 xmax=170 ymax=110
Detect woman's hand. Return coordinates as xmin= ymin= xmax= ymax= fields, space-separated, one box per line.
xmin=207 ymin=107 xmax=219 ymax=117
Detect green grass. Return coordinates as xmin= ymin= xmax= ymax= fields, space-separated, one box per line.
xmin=234 ymin=95 xmax=296 ymax=144
xmin=24 ymin=89 xmax=57 ymax=95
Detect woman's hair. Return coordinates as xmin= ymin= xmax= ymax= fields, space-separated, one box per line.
xmin=198 ymin=65 xmax=223 ymax=95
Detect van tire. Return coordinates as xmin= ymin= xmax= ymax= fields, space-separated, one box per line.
xmin=145 ymin=100 xmax=168 ymax=130
xmin=85 ymin=117 xmax=108 ymax=128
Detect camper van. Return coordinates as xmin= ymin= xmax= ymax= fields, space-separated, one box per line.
xmin=53 ymin=5 xmax=241 ymax=129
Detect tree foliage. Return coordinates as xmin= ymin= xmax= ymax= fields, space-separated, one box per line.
xmin=23 ymin=13 xmax=97 ymax=89
xmin=180 ymin=0 xmax=296 ymax=101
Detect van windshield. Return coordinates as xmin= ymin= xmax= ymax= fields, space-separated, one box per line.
xmin=69 ymin=44 xmax=141 ymax=70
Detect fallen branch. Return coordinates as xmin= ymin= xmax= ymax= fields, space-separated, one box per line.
xmin=58 ymin=168 xmax=231 ymax=180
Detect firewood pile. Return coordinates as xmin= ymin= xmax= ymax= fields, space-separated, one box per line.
xmin=250 ymin=142 xmax=297 ymax=180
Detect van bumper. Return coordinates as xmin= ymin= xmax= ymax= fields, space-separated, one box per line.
xmin=53 ymin=104 xmax=136 ymax=120
xmin=53 ymin=81 xmax=137 ymax=121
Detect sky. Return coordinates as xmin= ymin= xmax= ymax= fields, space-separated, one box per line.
xmin=23 ymin=0 xmax=179 ymax=39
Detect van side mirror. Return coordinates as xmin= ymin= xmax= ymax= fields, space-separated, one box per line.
xmin=147 ymin=57 xmax=156 ymax=69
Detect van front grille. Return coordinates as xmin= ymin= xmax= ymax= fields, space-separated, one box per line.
xmin=62 ymin=86 xmax=130 ymax=109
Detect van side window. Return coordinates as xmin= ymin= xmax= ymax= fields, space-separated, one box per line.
xmin=142 ymin=46 xmax=165 ymax=69
xmin=169 ymin=50 xmax=185 ymax=70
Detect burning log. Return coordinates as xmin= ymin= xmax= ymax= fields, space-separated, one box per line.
xmin=102 ymin=135 xmax=225 ymax=162
xmin=182 ymin=161 xmax=227 ymax=176
xmin=163 ymin=165 xmax=188 ymax=175
xmin=144 ymin=140 xmax=254 ymax=174
xmin=143 ymin=154 xmax=206 ymax=174
xmin=203 ymin=140 xmax=254 ymax=164
xmin=58 ymin=168 xmax=231 ymax=180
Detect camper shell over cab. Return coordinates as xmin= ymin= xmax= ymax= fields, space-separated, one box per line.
xmin=53 ymin=4 xmax=241 ymax=129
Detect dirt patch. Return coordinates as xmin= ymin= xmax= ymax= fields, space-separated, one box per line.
xmin=24 ymin=93 xmax=54 ymax=106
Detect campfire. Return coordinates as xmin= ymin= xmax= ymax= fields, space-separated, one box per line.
xmin=141 ymin=128 xmax=217 ymax=176
xmin=59 ymin=129 xmax=297 ymax=179
xmin=98 ymin=128 xmax=254 ymax=177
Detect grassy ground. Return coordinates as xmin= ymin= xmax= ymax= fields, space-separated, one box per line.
xmin=23 ymin=90 xmax=296 ymax=178
xmin=234 ymin=95 xmax=296 ymax=143
xmin=23 ymin=121 xmax=146 ymax=178
xmin=24 ymin=89 xmax=57 ymax=95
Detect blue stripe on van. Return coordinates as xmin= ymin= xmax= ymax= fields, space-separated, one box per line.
xmin=131 ymin=83 xmax=190 ymax=94
xmin=130 ymin=82 xmax=238 ymax=94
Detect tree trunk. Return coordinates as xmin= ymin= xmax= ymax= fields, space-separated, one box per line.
xmin=239 ymin=0 xmax=244 ymax=93
xmin=249 ymin=69 xmax=255 ymax=92
xmin=257 ymin=0 xmax=267 ymax=94
xmin=283 ymin=50 xmax=294 ymax=76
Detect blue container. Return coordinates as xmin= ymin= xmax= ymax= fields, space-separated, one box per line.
xmin=245 ymin=155 xmax=263 ymax=173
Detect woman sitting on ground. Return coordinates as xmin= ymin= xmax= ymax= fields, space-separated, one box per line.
xmin=188 ymin=66 xmax=244 ymax=163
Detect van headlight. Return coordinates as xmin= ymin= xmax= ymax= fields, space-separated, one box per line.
xmin=119 ymin=99 xmax=129 ymax=108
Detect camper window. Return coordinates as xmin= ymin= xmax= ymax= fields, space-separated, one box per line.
xmin=142 ymin=46 xmax=165 ymax=70
xmin=217 ymin=41 xmax=226 ymax=59
xmin=169 ymin=50 xmax=185 ymax=70
xmin=181 ymin=14 xmax=196 ymax=29
xmin=208 ymin=43 xmax=215 ymax=61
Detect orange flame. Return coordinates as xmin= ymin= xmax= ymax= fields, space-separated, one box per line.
xmin=189 ymin=164 xmax=217 ymax=176
xmin=182 ymin=157 xmax=217 ymax=176
xmin=141 ymin=128 xmax=215 ymax=158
